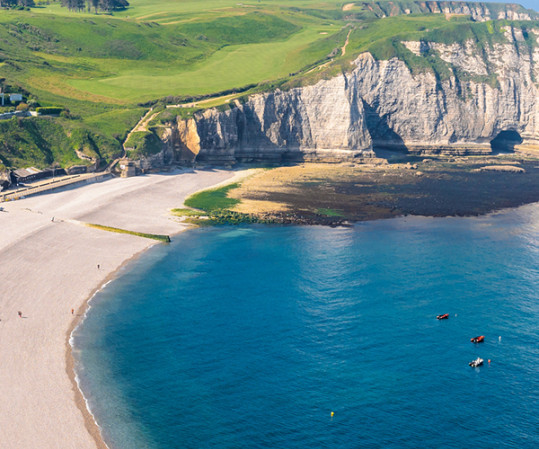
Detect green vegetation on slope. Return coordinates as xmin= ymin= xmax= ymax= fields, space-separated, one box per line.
xmin=0 ymin=8 xmax=320 ymax=103
xmin=0 ymin=116 xmax=120 ymax=168
xmin=124 ymin=130 xmax=162 ymax=158
xmin=0 ymin=0 xmax=537 ymax=170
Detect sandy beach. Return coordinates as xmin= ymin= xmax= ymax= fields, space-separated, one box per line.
xmin=1 ymin=160 xmax=537 ymax=449
xmin=0 ymin=168 xmax=236 ymax=449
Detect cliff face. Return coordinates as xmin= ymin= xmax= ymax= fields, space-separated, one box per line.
xmin=190 ymin=77 xmax=374 ymax=163
xmin=351 ymin=2 xmax=538 ymax=22
xmin=165 ymin=26 xmax=539 ymax=163
xmin=0 ymin=169 xmax=10 ymax=191
xmin=362 ymin=26 xmax=539 ymax=153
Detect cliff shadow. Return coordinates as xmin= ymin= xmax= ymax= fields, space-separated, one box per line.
xmin=361 ymin=100 xmax=408 ymax=156
xmin=234 ymin=105 xmax=288 ymax=163
xmin=490 ymin=130 xmax=522 ymax=154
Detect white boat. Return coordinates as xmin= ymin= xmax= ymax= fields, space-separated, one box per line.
xmin=469 ymin=357 xmax=484 ymax=367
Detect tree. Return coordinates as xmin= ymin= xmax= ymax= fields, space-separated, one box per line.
xmin=0 ymin=0 xmax=34 ymax=7
xmin=86 ymin=0 xmax=98 ymax=13
xmin=61 ymin=0 xmax=84 ymax=11
xmin=58 ymin=0 xmax=127 ymax=13
xmin=97 ymin=0 xmax=128 ymax=11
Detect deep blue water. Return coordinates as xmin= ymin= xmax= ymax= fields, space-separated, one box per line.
xmin=73 ymin=206 xmax=539 ymax=449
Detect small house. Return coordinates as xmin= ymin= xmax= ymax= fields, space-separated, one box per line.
xmin=66 ymin=165 xmax=87 ymax=175
xmin=1 ymin=93 xmax=24 ymax=106
xmin=11 ymin=167 xmax=52 ymax=185
xmin=119 ymin=160 xmax=137 ymax=178
xmin=9 ymin=94 xmax=23 ymax=103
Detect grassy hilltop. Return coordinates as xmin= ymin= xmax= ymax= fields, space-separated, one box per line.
xmin=0 ymin=0 xmax=537 ymax=170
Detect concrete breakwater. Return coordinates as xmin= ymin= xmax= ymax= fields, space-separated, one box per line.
xmin=0 ymin=173 xmax=112 ymax=202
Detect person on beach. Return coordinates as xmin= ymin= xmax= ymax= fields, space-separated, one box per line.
xmin=97 ymin=264 xmax=100 ymax=269
xmin=71 ymin=308 xmax=74 ymax=315
xmin=18 ymin=311 xmax=22 ymax=318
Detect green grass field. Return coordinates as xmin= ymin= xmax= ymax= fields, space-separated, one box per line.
xmin=4 ymin=3 xmax=343 ymax=104
xmin=67 ymin=25 xmax=337 ymax=101
xmin=0 ymin=0 xmax=356 ymax=169
xmin=184 ymin=183 xmax=241 ymax=211
xmin=0 ymin=0 xmax=537 ymax=170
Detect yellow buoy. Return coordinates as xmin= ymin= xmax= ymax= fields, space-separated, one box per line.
xmin=331 ymin=411 xmax=334 ymax=417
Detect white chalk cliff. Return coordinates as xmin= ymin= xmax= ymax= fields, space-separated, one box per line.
xmin=162 ymin=25 xmax=539 ymax=163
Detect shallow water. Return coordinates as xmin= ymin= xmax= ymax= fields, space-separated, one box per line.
xmin=73 ymin=206 xmax=539 ymax=449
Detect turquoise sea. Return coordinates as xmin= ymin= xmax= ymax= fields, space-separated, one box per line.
xmin=72 ymin=205 xmax=539 ymax=449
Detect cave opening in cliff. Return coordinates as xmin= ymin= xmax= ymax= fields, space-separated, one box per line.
xmin=490 ymin=130 xmax=523 ymax=154
xmin=361 ymin=100 xmax=407 ymax=154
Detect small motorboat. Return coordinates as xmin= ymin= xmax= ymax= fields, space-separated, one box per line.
xmin=469 ymin=357 xmax=484 ymax=367
xmin=436 ymin=313 xmax=449 ymax=320
xmin=470 ymin=335 xmax=485 ymax=343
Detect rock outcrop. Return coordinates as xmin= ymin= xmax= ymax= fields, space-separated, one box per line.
xmin=350 ymin=1 xmax=538 ymax=22
xmin=193 ymin=76 xmax=374 ymax=163
xmin=0 ymin=169 xmax=10 ymax=191
xmin=160 ymin=24 xmax=539 ymax=164
xmin=475 ymin=165 xmax=526 ymax=172
xmin=359 ymin=26 xmax=539 ymax=153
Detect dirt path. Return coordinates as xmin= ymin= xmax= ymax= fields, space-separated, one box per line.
xmin=166 ymin=92 xmax=240 ymax=109
xmin=126 ymin=108 xmax=158 ymax=139
xmin=342 ymin=29 xmax=352 ymax=56
xmin=122 ymin=107 xmax=160 ymax=159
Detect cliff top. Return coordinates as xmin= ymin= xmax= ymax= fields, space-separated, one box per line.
xmin=0 ymin=0 xmax=537 ymax=170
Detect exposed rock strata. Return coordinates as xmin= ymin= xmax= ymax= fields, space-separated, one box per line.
xmin=351 ymin=1 xmax=538 ymax=21
xmin=160 ymin=26 xmax=539 ymax=164
xmin=475 ymin=165 xmax=525 ymax=173
xmin=0 ymin=170 xmax=10 ymax=191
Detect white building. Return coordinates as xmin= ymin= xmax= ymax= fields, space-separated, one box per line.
xmin=9 ymin=94 xmax=23 ymax=103
xmin=0 ymin=93 xmax=23 ymax=106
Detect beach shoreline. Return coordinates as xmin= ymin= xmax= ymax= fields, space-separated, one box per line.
xmin=0 ymin=168 xmax=238 ymax=449
xmin=1 ymin=161 xmax=538 ymax=449
xmin=66 ymin=247 xmax=151 ymax=449
xmin=64 ymin=167 xmax=259 ymax=449
xmin=64 ymin=200 xmax=231 ymax=449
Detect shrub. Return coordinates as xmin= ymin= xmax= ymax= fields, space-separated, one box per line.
xmin=124 ymin=131 xmax=162 ymax=157
xmin=27 ymin=99 xmax=40 ymax=109
xmin=36 ymin=107 xmax=63 ymax=115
